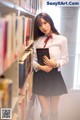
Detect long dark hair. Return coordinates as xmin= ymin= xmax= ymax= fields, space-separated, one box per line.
xmin=34 ymin=12 xmax=60 ymax=40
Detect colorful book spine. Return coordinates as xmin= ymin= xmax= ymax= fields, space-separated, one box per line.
xmin=0 ymin=78 xmax=13 ymax=108
xmin=0 ymin=19 xmax=7 ymax=76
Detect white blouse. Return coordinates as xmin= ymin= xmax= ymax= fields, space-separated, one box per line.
xmin=32 ymin=33 xmax=69 ymax=71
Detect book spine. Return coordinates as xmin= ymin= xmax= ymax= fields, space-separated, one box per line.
xmin=0 ymin=19 xmax=7 ymax=75
xmin=19 ymin=62 xmax=25 ymax=89
xmin=0 ymin=79 xmax=13 ymax=108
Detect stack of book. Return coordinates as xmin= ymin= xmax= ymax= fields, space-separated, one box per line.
xmin=0 ymin=13 xmax=32 ymax=76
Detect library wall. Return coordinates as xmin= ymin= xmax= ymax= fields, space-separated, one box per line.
xmin=0 ymin=0 xmax=41 ymax=120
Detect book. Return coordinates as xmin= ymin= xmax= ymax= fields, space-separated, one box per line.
xmin=0 ymin=78 xmax=13 ymax=108
xmin=36 ymin=48 xmax=50 ymax=65
xmin=26 ymin=0 xmax=32 ymax=11
xmin=31 ymin=0 xmax=37 ymax=14
xmin=19 ymin=61 xmax=26 ymax=88
xmin=0 ymin=18 xmax=7 ymax=75
xmin=19 ymin=51 xmax=32 ymax=88
xmin=19 ymin=0 xmax=27 ymax=9
xmin=5 ymin=13 xmax=13 ymax=69
xmin=25 ymin=17 xmax=32 ymax=46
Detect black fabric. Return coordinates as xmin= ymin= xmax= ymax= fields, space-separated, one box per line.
xmin=33 ymin=68 xmax=67 ymax=96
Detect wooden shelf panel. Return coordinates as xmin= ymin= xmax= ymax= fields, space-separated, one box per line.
xmin=12 ymin=97 xmax=18 ymax=110
xmin=0 ymin=0 xmax=35 ymax=17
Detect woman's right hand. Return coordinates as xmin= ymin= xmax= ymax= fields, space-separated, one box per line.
xmin=37 ymin=64 xmax=53 ymax=73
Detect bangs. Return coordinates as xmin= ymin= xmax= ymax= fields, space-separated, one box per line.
xmin=36 ymin=15 xmax=50 ymax=27
xmin=37 ymin=16 xmax=43 ymax=26
xmin=36 ymin=16 xmax=43 ymax=27
xmin=34 ymin=13 xmax=59 ymax=40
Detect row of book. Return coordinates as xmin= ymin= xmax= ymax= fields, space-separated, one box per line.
xmin=0 ymin=13 xmax=32 ymax=76
xmin=18 ymin=73 xmax=33 ymax=120
xmin=18 ymin=71 xmax=33 ymax=120
xmin=18 ymin=49 xmax=33 ymax=120
xmin=19 ymin=50 xmax=32 ymax=89
xmin=0 ymin=50 xmax=32 ymax=118
xmin=5 ymin=0 xmax=38 ymax=14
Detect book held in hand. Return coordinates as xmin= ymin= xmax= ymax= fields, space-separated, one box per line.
xmin=36 ymin=48 xmax=50 ymax=65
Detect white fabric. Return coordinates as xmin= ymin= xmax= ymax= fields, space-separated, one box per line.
xmin=32 ymin=33 xmax=69 ymax=71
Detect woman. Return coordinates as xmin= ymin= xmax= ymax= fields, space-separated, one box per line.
xmin=32 ymin=13 xmax=69 ymax=120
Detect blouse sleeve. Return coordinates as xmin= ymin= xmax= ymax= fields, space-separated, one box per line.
xmin=57 ymin=37 xmax=69 ymax=71
xmin=32 ymin=41 xmax=39 ymax=71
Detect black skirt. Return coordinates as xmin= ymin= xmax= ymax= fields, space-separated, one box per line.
xmin=32 ymin=68 xmax=67 ymax=96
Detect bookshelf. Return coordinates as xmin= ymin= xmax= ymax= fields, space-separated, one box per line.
xmin=0 ymin=0 xmax=41 ymax=120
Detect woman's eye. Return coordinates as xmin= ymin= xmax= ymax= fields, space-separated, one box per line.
xmin=38 ymin=24 xmax=41 ymax=28
xmin=44 ymin=22 xmax=47 ymax=24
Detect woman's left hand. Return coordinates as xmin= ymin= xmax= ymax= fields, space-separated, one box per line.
xmin=43 ymin=56 xmax=57 ymax=68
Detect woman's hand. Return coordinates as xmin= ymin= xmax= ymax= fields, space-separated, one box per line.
xmin=37 ymin=64 xmax=53 ymax=73
xmin=43 ymin=56 xmax=57 ymax=68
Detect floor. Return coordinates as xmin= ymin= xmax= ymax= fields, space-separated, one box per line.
xmin=27 ymin=89 xmax=80 ymax=120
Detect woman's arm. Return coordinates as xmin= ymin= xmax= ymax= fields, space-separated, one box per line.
xmin=32 ymin=41 xmax=53 ymax=72
xmin=37 ymin=64 xmax=53 ymax=72
xmin=57 ymin=37 xmax=69 ymax=69
xmin=43 ymin=37 xmax=69 ymax=70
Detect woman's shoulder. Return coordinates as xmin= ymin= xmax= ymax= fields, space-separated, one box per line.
xmin=56 ymin=34 xmax=67 ymax=39
xmin=54 ymin=34 xmax=67 ymax=42
xmin=33 ymin=36 xmax=46 ymax=46
xmin=34 ymin=36 xmax=46 ymax=43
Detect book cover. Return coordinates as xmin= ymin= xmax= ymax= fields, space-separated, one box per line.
xmin=36 ymin=48 xmax=50 ymax=65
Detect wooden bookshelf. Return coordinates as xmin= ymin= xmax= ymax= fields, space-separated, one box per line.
xmin=0 ymin=0 xmax=35 ymax=16
xmin=0 ymin=0 xmax=41 ymax=120
xmin=12 ymin=97 xmax=18 ymax=110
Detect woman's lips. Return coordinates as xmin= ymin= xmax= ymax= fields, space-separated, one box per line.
xmin=43 ymin=30 xmax=47 ymax=33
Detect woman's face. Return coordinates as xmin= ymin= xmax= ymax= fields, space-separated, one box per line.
xmin=38 ymin=18 xmax=53 ymax=36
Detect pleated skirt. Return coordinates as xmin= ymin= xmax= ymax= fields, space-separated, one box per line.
xmin=32 ymin=68 xmax=67 ymax=96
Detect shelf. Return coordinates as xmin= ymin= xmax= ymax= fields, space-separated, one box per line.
xmin=12 ymin=97 xmax=18 ymax=110
xmin=0 ymin=0 xmax=18 ymax=15
xmin=12 ymin=113 xmax=18 ymax=120
xmin=24 ymin=40 xmax=34 ymax=50
xmin=0 ymin=0 xmax=37 ymax=119
xmin=0 ymin=0 xmax=35 ymax=17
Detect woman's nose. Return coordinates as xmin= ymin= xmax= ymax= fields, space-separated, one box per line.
xmin=42 ymin=24 xmax=45 ymax=29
